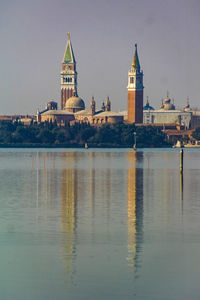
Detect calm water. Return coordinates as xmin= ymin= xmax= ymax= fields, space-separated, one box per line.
xmin=0 ymin=148 xmax=200 ymax=299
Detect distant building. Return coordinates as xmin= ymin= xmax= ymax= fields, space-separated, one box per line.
xmin=143 ymin=96 xmax=192 ymax=129
xmin=127 ymin=44 xmax=144 ymax=124
xmin=36 ymin=34 xmax=199 ymax=131
xmin=74 ymin=97 xmax=123 ymax=125
xmin=37 ymin=34 xmax=123 ymax=126
xmin=38 ymin=109 xmax=74 ymax=125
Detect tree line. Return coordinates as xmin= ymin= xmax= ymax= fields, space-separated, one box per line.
xmin=0 ymin=120 xmax=170 ymax=147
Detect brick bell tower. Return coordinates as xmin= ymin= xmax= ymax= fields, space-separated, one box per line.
xmin=60 ymin=33 xmax=77 ymax=109
xmin=127 ymin=44 xmax=144 ymax=123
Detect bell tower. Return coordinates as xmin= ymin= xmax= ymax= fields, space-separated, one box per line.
xmin=60 ymin=33 xmax=77 ymax=109
xmin=127 ymin=44 xmax=144 ymax=123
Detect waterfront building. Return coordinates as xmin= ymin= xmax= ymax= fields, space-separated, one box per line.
xmin=127 ymin=44 xmax=144 ymax=124
xmin=143 ymin=96 xmax=192 ymax=129
xmin=33 ymin=34 xmax=198 ymax=131
xmin=38 ymin=109 xmax=74 ymax=125
xmin=37 ymin=33 xmax=123 ymax=126
xmin=74 ymin=96 xmax=123 ymax=125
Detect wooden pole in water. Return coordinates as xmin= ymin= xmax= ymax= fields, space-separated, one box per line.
xmin=133 ymin=132 xmax=137 ymax=150
xmin=180 ymin=149 xmax=183 ymax=173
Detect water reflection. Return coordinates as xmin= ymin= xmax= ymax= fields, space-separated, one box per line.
xmin=33 ymin=150 xmax=144 ymax=286
xmin=2 ymin=149 xmax=200 ymax=299
xmin=89 ymin=152 xmax=95 ymax=219
xmin=127 ymin=151 xmax=143 ymax=274
xmin=61 ymin=153 xmax=77 ymax=285
xmin=35 ymin=152 xmax=60 ymax=209
xmin=180 ymin=171 xmax=183 ymax=213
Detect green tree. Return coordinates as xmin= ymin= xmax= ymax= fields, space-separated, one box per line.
xmin=36 ymin=129 xmax=55 ymax=144
xmin=192 ymin=127 xmax=200 ymax=140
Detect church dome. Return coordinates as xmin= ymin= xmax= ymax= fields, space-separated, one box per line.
xmin=143 ymin=101 xmax=154 ymax=111
xmin=64 ymin=96 xmax=85 ymax=112
xmin=183 ymin=99 xmax=191 ymax=112
xmin=162 ymin=97 xmax=175 ymax=110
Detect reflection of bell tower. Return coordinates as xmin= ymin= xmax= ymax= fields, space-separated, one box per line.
xmin=127 ymin=151 xmax=143 ymax=271
xmin=61 ymin=153 xmax=77 ymax=282
xmin=60 ymin=33 xmax=78 ymax=109
xmin=127 ymin=44 xmax=144 ymax=123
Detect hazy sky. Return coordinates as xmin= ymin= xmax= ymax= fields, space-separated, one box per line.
xmin=0 ymin=0 xmax=200 ymax=114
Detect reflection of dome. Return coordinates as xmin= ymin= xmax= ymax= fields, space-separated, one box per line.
xmin=64 ymin=96 xmax=85 ymax=112
xmin=161 ymin=97 xmax=175 ymax=110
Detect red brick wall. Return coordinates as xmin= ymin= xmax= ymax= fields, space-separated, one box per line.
xmin=127 ymin=90 xmax=143 ymax=123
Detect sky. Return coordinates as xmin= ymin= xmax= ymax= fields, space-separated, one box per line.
xmin=0 ymin=0 xmax=200 ymax=114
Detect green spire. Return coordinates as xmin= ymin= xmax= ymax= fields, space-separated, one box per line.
xmin=132 ymin=44 xmax=140 ymax=70
xmin=63 ymin=32 xmax=76 ymax=64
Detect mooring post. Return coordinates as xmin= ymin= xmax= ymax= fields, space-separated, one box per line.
xmin=133 ymin=132 xmax=137 ymax=150
xmin=180 ymin=149 xmax=183 ymax=173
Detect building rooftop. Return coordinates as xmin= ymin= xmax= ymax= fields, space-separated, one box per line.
xmin=41 ymin=110 xmax=73 ymax=116
xmin=74 ymin=109 xmax=103 ymax=116
xmin=95 ymin=111 xmax=122 ymax=117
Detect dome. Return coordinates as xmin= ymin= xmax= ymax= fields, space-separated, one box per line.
xmin=160 ymin=103 xmax=164 ymax=109
xmin=183 ymin=100 xmax=191 ymax=112
xmin=64 ymin=96 xmax=85 ymax=112
xmin=161 ymin=97 xmax=175 ymax=110
xmin=143 ymin=102 xmax=154 ymax=111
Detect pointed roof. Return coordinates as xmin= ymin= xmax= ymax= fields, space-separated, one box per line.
xmin=132 ymin=44 xmax=140 ymax=70
xmin=63 ymin=33 xmax=76 ymax=64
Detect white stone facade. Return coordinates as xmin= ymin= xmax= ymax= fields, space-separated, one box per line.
xmin=143 ymin=110 xmax=192 ymax=129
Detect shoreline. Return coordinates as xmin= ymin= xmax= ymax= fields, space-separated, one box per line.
xmin=0 ymin=143 xmax=171 ymax=149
